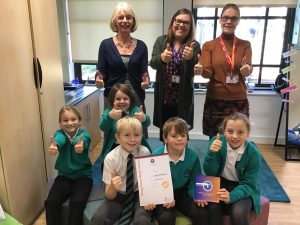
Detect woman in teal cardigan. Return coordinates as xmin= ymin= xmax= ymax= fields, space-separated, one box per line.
xmin=93 ymin=84 xmax=151 ymax=180
xmin=203 ymin=112 xmax=261 ymax=225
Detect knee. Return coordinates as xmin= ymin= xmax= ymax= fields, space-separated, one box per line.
xmin=156 ymin=213 xmax=175 ymax=225
xmin=91 ymin=214 xmax=108 ymax=225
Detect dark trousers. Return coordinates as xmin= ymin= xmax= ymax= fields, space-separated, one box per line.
xmin=154 ymin=187 xmax=220 ymax=225
xmin=159 ymin=104 xmax=178 ymax=141
xmin=91 ymin=192 xmax=153 ymax=225
xmin=220 ymin=177 xmax=253 ymax=225
xmin=45 ymin=176 xmax=93 ymax=225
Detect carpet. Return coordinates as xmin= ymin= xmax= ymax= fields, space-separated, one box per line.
xmin=92 ymin=138 xmax=290 ymax=203
xmin=146 ymin=138 xmax=290 ymax=203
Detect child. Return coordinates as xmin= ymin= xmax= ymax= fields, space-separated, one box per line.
xmin=203 ymin=112 xmax=261 ymax=225
xmin=148 ymin=117 xmax=219 ymax=225
xmin=45 ymin=105 xmax=93 ymax=225
xmin=97 ymin=83 xmax=151 ymax=166
xmin=91 ymin=116 xmax=152 ymax=225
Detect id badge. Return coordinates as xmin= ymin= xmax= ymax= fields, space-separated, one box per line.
xmin=226 ymin=74 xmax=239 ymax=84
xmin=171 ymin=75 xmax=180 ymax=83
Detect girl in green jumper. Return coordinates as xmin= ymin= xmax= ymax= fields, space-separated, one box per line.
xmin=204 ymin=112 xmax=261 ymax=225
xmin=95 ymin=84 xmax=151 ymax=171
xmin=45 ymin=106 xmax=93 ymax=225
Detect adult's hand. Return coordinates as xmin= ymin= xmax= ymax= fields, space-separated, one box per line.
xmin=161 ymin=43 xmax=173 ymax=63
xmin=95 ymin=71 xmax=104 ymax=88
xmin=194 ymin=53 xmax=203 ymax=76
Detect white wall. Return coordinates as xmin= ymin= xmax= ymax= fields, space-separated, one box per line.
xmin=145 ymin=91 xmax=286 ymax=144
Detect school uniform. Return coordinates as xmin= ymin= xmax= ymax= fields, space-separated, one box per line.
xmin=91 ymin=145 xmax=152 ymax=225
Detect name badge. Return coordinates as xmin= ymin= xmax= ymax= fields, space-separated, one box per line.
xmin=226 ymin=74 xmax=239 ymax=84
xmin=171 ymin=75 xmax=180 ymax=83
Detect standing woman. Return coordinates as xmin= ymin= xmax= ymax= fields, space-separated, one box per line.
xmin=95 ymin=1 xmax=150 ymax=111
xmin=194 ymin=3 xmax=253 ymax=139
xmin=150 ymin=8 xmax=201 ymax=141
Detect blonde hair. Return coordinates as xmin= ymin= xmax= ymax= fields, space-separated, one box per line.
xmin=115 ymin=116 xmax=142 ymax=135
xmin=58 ymin=105 xmax=82 ymax=122
xmin=110 ymin=1 xmax=137 ymax=33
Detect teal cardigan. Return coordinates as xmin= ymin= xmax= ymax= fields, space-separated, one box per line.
xmin=203 ymin=135 xmax=261 ymax=215
xmin=54 ymin=129 xmax=92 ymax=179
xmin=98 ymin=105 xmax=151 ymax=166
xmin=152 ymin=146 xmax=202 ymax=199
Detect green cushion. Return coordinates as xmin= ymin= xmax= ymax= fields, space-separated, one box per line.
xmin=0 ymin=212 xmax=23 ymax=225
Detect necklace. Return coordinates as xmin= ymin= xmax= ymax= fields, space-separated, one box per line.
xmin=116 ymin=35 xmax=133 ymax=49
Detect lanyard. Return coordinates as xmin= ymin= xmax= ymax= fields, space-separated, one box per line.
xmin=220 ymin=36 xmax=237 ymax=73
xmin=172 ymin=46 xmax=183 ymax=74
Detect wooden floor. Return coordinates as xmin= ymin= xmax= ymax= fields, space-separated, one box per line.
xmin=32 ymin=143 xmax=300 ymax=225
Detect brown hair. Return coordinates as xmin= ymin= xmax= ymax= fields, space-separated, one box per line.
xmin=221 ymin=3 xmax=240 ymax=18
xmin=219 ymin=112 xmax=250 ymax=134
xmin=108 ymin=83 xmax=136 ymax=110
xmin=166 ymin=8 xmax=196 ymax=46
xmin=163 ymin=117 xmax=189 ymax=139
xmin=58 ymin=105 xmax=82 ymax=122
xmin=110 ymin=1 xmax=137 ymax=33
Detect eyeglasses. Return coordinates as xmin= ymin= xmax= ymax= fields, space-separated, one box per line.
xmin=174 ymin=18 xmax=191 ymax=27
xmin=221 ymin=16 xmax=239 ymax=23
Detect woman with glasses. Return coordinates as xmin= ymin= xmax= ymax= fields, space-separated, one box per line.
xmin=150 ymin=8 xmax=201 ymax=142
xmin=194 ymin=3 xmax=253 ymax=140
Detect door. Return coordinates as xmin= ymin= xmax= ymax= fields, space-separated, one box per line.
xmin=0 ymin=0 xmax=47 ymax=224
xmin=29 ymin=0 xmax=65 ymax=179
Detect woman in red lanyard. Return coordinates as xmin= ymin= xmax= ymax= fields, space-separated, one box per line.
xmin=194 ymin=3 xmax=253 ymax=140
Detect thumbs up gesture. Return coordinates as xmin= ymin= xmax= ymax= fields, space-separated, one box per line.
xmin=194 ymin=53 xmax=203 ymax=76
xmin=49 ymin=136 xmax=58 ymax=156
xmin=95 ymin=70 xmax=104 ymax=88
xmin=134 ymin=105 xmax=146 ymax=123
xmin=209 ymin=133 xmax=222 ymax=153
xmin=182 ymin=41 xmax=195 ymax=60
xmin=141 ymin=73 xmax=150 ymax=89
xmin=161 ymin=43 xmax=173 ymax=63
xmin=111 ymin=171 xmax=123 ymax=191
xmin=74 ymin=135 xmax=84 ymax=153
xmin=240 ymin=56 xmax=252 ymax=77
xmin=109 ymin=103 xmax=123 ymax=120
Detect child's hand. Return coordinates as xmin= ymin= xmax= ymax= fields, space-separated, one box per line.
xmin=141 ymin=73 xmax=150 ymax=89
xmin=74 ymin=135 xmax=84 ymax=153
xmin=194 ymin=199 xmax=208 ymax=207
xmin=49 ymin=136 xmax=58 ymax=156
xmin=210 ymin=133 xmax=222 ymax=153
xmin=144 ymin=204 xmax=156 ymax=211
xmin=217 ymin=188 xmax=230 ymax=203
xmin=134 ymin=105 xmax=146 ymax=122
xmin=111 ymin=171 xmax=123 ymax=191
xmin=109 ymin=104 xmax=122 ymax=120
xmin=163 ymin=200 xmax=175 ymax=209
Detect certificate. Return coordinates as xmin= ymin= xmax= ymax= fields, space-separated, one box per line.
xmin=194 ymin=175 xmax=220 ymax=203
xmin=135 ymin=153 xmax=174 ymax=206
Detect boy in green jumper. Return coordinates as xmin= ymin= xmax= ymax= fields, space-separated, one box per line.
xmin=147 ymin=117 xmax=220 ymax=225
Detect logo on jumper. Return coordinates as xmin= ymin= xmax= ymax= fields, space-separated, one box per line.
xmin=196 ymin=180 xmax=213 ymax=192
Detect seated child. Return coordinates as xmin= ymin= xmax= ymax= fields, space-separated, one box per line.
xmin=45 ymin=105 xmax=93 ymax=225
xmin=203 ymin=112 xmax=261 ymax=225
xmin=147 ymin=117 xmax=220 ymax=225
xmin=97 ymin=83 xmax=151 ymax=168
xmin=91 ymin=116 xmax=152 ymax=225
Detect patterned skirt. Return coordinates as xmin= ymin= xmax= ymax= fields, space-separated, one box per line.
xmin=202 ymin=97 xmax=249 ymax=137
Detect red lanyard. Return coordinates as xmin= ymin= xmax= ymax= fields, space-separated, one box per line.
xmin=220 ymin=36 xmax=237 ymax=73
